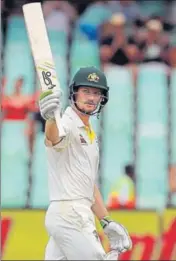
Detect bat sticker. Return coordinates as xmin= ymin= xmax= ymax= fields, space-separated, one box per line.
xmin=42 ymin=71 xmax=56 ymax=89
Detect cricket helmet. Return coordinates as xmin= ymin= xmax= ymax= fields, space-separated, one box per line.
xmin=69 ymin=66 xmax=109 ymax=115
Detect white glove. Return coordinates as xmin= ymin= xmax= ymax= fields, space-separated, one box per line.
xmin=106 ymin=250 xmax=119 ymax=260
xmin=39 ymin=90 xmax=61 ymax=120
xmin=100 ymin=217 xmax=132 ymax=253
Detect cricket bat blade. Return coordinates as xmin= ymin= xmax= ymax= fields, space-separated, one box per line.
xmin=23 ymin=2 xmax=65 ymax=137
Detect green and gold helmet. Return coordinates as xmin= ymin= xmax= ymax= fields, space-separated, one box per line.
xmin=69 ymin=66 xmax=109 ymax=114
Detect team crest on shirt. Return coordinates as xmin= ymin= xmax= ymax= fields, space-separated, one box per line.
xmin=79 ymin=134 xmax=88 ymax=145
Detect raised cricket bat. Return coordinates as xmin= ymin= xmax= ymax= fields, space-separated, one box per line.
xmin=23 ymin=2 xmax=65 ymax=137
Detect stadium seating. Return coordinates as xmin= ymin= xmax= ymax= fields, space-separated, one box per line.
xmin=48 ymin=30 xmax=68 ymax=58
xmin=48 ymin=30 xmax=69 ymax=110
xmin=4 ymin=15 xmax=35 ymax=94
xmin=136 ymin=64 xmax=168 ymax=209
xmin=101 ymin=66 xmax=134 ymax=203
xmin=70 ymin=38 xmax=101 ymax=79
xmin=78 ymin=3 xmax=112 ymax=28
xmin=170 ymin=69 xmax=176 ymax=164
xmin=139 ymin=0 xmax=166 ymax=17
xmin=30 ymin=131 xmax=49 ymax=208
xmin=1 ymin=121 xmax=29 ymax=207
xmin=90 ymin=114 xmax=102 ymax=138
xmin=170 ymin=69 xmax=176 ymax=206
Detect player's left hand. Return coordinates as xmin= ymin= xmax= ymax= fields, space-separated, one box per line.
xmin=101 ymin=217 xmax=132 ymax=253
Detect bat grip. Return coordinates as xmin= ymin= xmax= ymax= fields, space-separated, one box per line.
xmin=54 ymin=108 xmax=66 ymax=137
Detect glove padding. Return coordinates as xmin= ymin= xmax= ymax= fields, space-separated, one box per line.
xmin=39 ymin=90 xmax=61 ymax=120
xmin=101 ymin=218 xmax=132 ymax=253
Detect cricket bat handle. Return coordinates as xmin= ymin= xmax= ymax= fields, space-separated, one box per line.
xmin=54 ymin=104 xmax=66 ymax=138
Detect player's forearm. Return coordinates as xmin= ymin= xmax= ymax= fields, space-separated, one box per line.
xmin=91 ymin=184 xmax=109 ymax=220
xmin=45 ymin=119 xmax=60 ymax=145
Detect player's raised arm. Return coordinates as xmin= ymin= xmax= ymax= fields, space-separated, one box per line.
xmin=39 ymin=90 xmax=62 ymax=144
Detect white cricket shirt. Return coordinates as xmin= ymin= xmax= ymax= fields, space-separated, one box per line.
xmin=45 ymin=106 xmax=99 ymax=203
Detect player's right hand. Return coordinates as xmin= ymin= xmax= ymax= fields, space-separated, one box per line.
xmin=39 ymin=90 xmax=61 ymax=120
xmin=100 ymin=217 xmax=132 ymax=253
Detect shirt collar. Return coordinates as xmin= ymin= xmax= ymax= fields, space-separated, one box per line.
xmin=65 ymin=106 xmax=85 ymax=128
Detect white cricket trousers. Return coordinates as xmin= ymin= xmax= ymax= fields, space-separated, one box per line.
xmin=44 ymin=199 xmax=106 ymax=260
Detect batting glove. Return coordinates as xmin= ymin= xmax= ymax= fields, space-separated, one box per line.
xmin=100 ymin=216 xmax=132 ymax=253
xmin=39 ymin=90 xmax=62 ymax=120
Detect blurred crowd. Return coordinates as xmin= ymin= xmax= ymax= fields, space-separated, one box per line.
xmin=2 ymin=0 xmax=176 ymax=123
xmin=1 ymin=0 xmax=176 ymax=209
xmin=2 ymin=0 xmax=176 ymax=78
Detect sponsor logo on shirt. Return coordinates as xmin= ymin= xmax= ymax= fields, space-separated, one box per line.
xmin=93 ymin=230 xmax=99 ymax=241
xmin=79 ymin=134 xmax=88 ymax=145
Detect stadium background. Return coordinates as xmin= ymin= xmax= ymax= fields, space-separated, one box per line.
xmin=1 ymin=0 xmax=176 ymax=260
